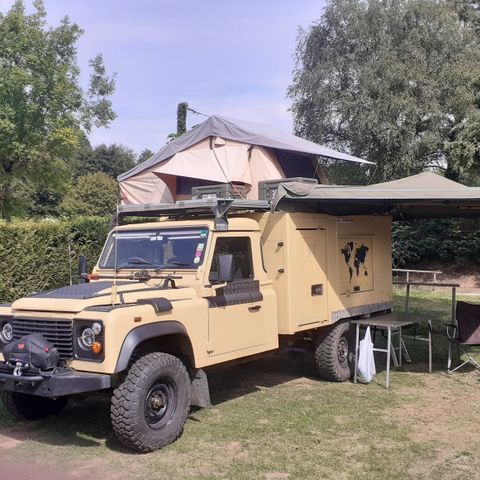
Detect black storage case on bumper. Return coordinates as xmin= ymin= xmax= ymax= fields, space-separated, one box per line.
xmin=0 ymin=333 xmax=111 ymax=397
xmin=3 ymin=333 xmax=60 ymax=370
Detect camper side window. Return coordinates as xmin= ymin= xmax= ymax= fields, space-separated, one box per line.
xmin=209 ymin=237 xmax=254 ymax=282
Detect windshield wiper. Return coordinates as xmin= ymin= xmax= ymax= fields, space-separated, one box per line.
xmin=156 ymin=261 xmax=194 ymax=269
xmin=116 ymin=257 xmax=153 ymax=269
xmin=169 ymin=261 xmax=194 ymax=267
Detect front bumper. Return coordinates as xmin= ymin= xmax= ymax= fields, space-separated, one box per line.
xmin=0 ymin=365 xmax=111 ymax=398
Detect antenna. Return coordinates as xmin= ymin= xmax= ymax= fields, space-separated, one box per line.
xmin=111 ymin=202 xmax=120 ymax=305
xmin=68 ymin=242 xmax=73 ymax=286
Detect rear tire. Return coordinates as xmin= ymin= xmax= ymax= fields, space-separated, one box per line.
xmin=314 ymin=321 xmax=354 ymax=382
xmin=0 ymin=391 xmax=69 ymax=420
xmin=111 ymin=352 xmax=191 ymax=452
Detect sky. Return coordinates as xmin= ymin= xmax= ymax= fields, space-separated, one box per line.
xmin=0 ymin=0 xmax=326 ymax=154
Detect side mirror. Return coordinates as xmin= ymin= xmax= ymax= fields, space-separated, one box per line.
xmin=216 ymin=254 xmax=234 ymax=283
xmin=78 ymin=255 xmax=88 ymax=284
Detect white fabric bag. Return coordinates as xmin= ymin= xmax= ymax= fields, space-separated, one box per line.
xmin=358 ymin=326 xmax=376 ymax=382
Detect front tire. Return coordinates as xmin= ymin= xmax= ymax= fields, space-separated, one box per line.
xmin=0 ymin=391 xmax=69 ymax=420
xmin=111 ymin=352 xmax=191 ymax=452
xmin=314 ymin=321 xmax=354 ymax=382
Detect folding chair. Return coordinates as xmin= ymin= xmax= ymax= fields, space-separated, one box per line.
xmin=445 ymin=301 xmax=480 ymax=374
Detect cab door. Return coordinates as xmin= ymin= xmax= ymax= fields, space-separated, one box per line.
xmin=207 ymin=235 xmax=266 ymax=355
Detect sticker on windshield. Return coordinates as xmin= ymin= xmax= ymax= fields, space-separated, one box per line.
xmin=200 ymin=230 xmax=208 ymax=237
xmin=193 ymin=257 xmax=200 ymax=264
xmin=196 ymin=243 xmax=205 ymax=252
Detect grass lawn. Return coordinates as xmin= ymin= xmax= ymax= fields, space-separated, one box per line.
xmin=0 ymin=289 xmax=479 ymax=479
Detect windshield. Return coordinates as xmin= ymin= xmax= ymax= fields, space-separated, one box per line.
xmin=99 ymin=227 xmax=209 ymax=269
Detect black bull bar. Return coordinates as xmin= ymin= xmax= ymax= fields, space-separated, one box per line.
xmin=0 ymin=366 xmax=111 ymax=398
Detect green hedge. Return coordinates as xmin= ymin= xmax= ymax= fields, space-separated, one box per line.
xmin=0 ymin=217 xmax=110 ymax=303
xmin=392 ymin=218 xmax=480 ymax=267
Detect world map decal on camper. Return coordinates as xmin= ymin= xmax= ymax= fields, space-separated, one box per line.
xmin=339 ymin=237 xmax=373 ymax=293
xmin=341 ymin=241 xmax=370 ymax=283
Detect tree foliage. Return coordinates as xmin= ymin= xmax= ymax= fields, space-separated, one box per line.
xmin=392 ymin=218 xmax=480 ymax=267
xmin=70 ymin=142 xmax=136 ymax=178
xmin=60 ymin=172 xmax=118 ymax=217
xmin=138 ymin=148 xmax=154 ymax=164
xmin=289 ymin=0 xmax=480 ymax=183
xmin=176 ymin=102 xmax=188 ymax=136
xmin=0 ymin=0 xmax=116 ymax=219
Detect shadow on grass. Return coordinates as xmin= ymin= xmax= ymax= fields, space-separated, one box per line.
xmin=0 ymin=393 xmax=129 ymax=451
xmin=206 ymin=351 xmax=318 ymax=406
xmin=0 ymin=352 xmax=319 ymax=453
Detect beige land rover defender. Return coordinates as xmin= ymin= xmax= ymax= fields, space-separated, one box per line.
xmin=0 ymin=197 xmax=392 ymax=452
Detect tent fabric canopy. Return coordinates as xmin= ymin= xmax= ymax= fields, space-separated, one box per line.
xmin=273 ymin=172 xmax=480 ymax=219
xmin=118 ymin=138 xmax=286 ymax=203
xmin=118 ymin=114 xmax=371 ymax=183
xmin=118 ymin=114 xmax=372 ymax=204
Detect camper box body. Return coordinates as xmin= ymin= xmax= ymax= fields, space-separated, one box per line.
xmin=251 ymin=211 xmax=393 ymax=335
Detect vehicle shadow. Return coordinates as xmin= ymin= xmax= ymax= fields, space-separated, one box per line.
xmin=0 ymin=351 xmax=319 ymax=453
xmin=0 ymin=393 xmax=115 ymax=450
xmin=206 ymin=350 xmax=318 ymax=405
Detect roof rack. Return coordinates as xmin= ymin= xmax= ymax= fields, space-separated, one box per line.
xmin=116 ymin=198 xmax=271 ymax=230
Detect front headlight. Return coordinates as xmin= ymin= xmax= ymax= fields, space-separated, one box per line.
xmin=79 ymin=327 xmax=95 ymax=349
xmin=91 ymin=322 xmax=102 ymax=335
xmin=75 ymin=320 xmax=104 ymax=361
xmin=0 ymin=319 xmax=13 ymax=345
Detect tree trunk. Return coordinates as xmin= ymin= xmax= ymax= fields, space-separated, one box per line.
xmin=0 ymin=178 xmax=12 ymax=222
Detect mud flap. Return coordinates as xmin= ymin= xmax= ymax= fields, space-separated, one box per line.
xmin=190 ymin=369 xmax=211 ymax=408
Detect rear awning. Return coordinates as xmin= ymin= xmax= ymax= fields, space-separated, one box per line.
xmin=273 ymin=172 xmax=480 ymax=219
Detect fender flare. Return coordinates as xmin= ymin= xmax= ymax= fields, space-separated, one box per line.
xmin=114 ymin=321 xmax=193 ymax=373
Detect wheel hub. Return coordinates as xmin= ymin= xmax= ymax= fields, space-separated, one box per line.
xmin=145 ymin=382 xmax=172 ymax=426
xmin=149 ymin=392 xmax=166 ymax=411
xmin=338 ymin=337 xmax=348 ymax=363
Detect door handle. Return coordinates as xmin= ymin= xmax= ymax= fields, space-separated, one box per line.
xmin=249 ymin=305 xmax=262 ymax=312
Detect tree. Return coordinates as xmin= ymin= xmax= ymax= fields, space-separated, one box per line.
xmin=0 ymin=1 xmax=116 ymax=219
xmin=70 ymin=143 xmax=136 ymax=178
xmin=288 ymin=0 xmax=480 ymax=183
xmin=138 ymin=148 xmax=154 ymax=164
xmin=60 ymin=172 xmax=118 ymax=216
xmin=177 ymin=102 xmax=188 ymax=136
xmin=25 ymin=157 xmax=71 ymax=217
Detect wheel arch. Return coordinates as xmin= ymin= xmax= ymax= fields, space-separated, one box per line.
xmin=114 ymin=321 xmax=195 ymax=373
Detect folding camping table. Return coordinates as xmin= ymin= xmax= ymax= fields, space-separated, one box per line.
xmin=353 ymin=312 xmax=432 ymax=388
xmin=394 ymin=281 xmax=459 ymax=325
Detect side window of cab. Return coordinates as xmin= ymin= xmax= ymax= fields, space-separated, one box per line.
xmin=209 ymin=237 xmax=253 ymax=282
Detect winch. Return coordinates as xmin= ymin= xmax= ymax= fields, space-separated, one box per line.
xmin=2 ymin=332 xmax=60 ymax=375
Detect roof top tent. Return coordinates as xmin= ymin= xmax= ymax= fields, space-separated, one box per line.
xmin=117 ymin=114 xmax=372 ymax=204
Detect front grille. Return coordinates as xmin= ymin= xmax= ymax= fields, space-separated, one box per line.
xmin=12 ymin=317 xmax=74 ymax=359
